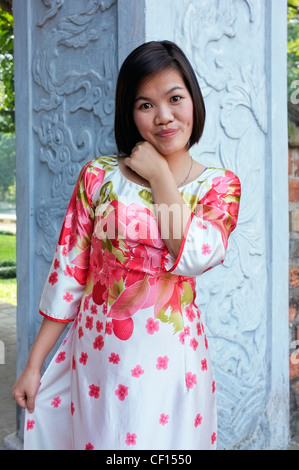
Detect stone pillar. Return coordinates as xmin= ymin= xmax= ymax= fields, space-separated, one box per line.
xmin=12 ymin=0 xmax=289 ymax=450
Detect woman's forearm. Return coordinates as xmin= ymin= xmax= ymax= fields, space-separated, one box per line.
xmin=26 ymin=317 xmax=68 ymax=372
xmin=150 ymin=172 xmax=191 ymax=259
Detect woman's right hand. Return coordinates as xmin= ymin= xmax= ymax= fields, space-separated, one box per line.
xmin=12 ymin=366 xmax=41 ymax=414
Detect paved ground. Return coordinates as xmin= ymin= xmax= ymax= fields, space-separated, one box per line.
xmin=0 ymin=302 xmax=18 ymax=449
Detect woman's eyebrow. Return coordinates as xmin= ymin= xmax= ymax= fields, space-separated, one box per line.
xmin=135 ymin=86 xmax=185 ymax=103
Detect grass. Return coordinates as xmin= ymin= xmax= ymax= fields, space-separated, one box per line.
xmin=0 ymin=232 xmax=17 ymax=305
xmin=0 ymin=278 xmax=17 ymax=305
xmin=0 ymin=233 xmax=16 ymax=261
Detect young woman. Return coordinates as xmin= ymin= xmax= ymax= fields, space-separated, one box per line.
xmin=13 ymin=41 xmax=241 ymax=450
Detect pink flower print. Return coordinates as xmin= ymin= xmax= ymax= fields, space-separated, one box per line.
xmin=196 ymin=322 xmax=202 ymax=336
xmin=185 ymin=372 xmax=197 ymax=389
xmin=185 ymin=305 xmax=195 ymax=322
xmin=125 ymin=433 xmax=137 ymax=446
xmin=184 ymin=326 xmax=190 ymax=336
xmin=79 ymin=352 xmax=88 ymax=365
xmin=64 ymin=265 xmax=74 ymax=277
xmin=202 ymin=243 xmax=212 ymax=255
xmin=51 ymin=396 xmax=61 ymax=408
xmin=55 ymin=351 xmax=66 ymax=363
xmin=71 ymin=402 xmax=75 ymax=416
xmin=54 ymin=259 xmax=60 ymax=270
xmin=205 ymin=335 xmax=209 ymax=349
xmin=211 ymin=432 xmax=217 ymax=445
xmin=194 ymin=413 xmax=202 ymax=427
xmin=105 ymin=321 xmax=113 ymax=335
xmin=72 ymin=356 xmax=76 ymax=370
xmin=93 ymin=335 xmax=104 ymax=351
xmin=109 ymin=352 xmax=120 ymax=364
xmin=26 ymin=419 xmax=35 ymax=431
xmin=85 ymin=442 xmax=94 ymax=450
xmin=212 ymin=381 xmax=216 ymax=394
xmin=131 ymin=365 xmax=144 ymax=378
xmin=83 ymin=297 xmax=89 ymax=311
xmin=146 ymin=317 xmax=159 ymax=334
xmin=96 ymin=320 xmax=104 ymax=333
xmin=78 ymin=326 xmax=84 ymax=339
xmin=63 ymin=292 xmax=73 ymax=303
xmin=115 ymin=384 xmax=129 ymax=401
xmin=85 ymin=315 xmax=93 ymax=330
xmin=201 ymin=359 xmax=208 ymax=371
xmin=89 ymin=384 xmax=100 ymax=399
xmin=156 ymin=356 xmax=169 ymax=370
xmin=90 ymin=304 xmax=98 ymax=315
xmin=159 ymin=413 xmax=169 ymax=426
xmin=62 ymin=246 xmax=68 ymax=256
xmin=190 ymin=338 xmax=199 ymax=351
xmin=179 ymin=332 xmax=185 ymax=345
xmin=49 ymin=272 xmax=58 ymax=285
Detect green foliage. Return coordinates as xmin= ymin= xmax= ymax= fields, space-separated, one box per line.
xmin=288 ymin=1 xmax=299 ymax=102
xmin=0 ymin=8 xmax=14 ymax=133
xmin=0 ymin=232 xmax=16 ymax=279
xmin=0 ymin=131 xmax=15 ymax=200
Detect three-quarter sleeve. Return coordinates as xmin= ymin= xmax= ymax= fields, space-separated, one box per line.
xmin=161 ymin=170 xmax=241 ymax=277
xmin=39 ymin=160 xmax=105 ymax=322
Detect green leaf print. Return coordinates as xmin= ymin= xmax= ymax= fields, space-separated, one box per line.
xmin=98 ymin=155 xmax=118 ymax=172
xmin=180 ymin=282 xmax=194 ymax=309
xmin=181 ymin=191 xmax=200 ymax=212
xmin=99 ymin=181 xmax=118 ymax=204
xmin=108 ymin=278 xmax=125 ymax=306
xmin=138 ymin=189 xmax=154 ymax=210
xmin=156 ymin=308 xmax=184 ymax=335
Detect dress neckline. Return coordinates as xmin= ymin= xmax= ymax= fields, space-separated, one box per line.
xmin=116 ymin=156 xmax=208 ymax=190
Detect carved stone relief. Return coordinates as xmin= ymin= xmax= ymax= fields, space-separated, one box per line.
xmin=32 ymin=0 xmax=117 ymax=271
xmin=175 ymin=0 xmax=268 ymax=449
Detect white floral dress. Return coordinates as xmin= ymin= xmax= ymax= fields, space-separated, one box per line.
xmin=24 ymin=155 xmax=240 ymax=450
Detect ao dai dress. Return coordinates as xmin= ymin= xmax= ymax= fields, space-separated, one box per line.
xmin=24 ymin=155 xmax=240 ymax=450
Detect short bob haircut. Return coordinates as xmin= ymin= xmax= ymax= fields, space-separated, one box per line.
xmin=114 ymin=40 xmax=206 ymax=156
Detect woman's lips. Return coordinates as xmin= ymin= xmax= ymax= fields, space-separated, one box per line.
xmin=156 ymin=129 xmax=178 ymax=138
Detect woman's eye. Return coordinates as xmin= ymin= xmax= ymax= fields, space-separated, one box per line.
xmin=140 ymin=103 xmax=152 ymax=110
xmin=171 ymin=95 xmax=181 ymax=103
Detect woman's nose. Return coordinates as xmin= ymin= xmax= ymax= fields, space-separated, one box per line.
xmin=154 ymin=105 xmax=174 ymax=125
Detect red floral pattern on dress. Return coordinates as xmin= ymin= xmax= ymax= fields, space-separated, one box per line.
xmin=85 ymin=442 xmax=94 ymax=450
xmin=89 ymin=384 xmax=100 ymax=399
xmin=109 ymin=352 xmax=120 ymax=364
xmin=194 ymin=414 xmax=203 ymax=427
xmin=51 ymin=397 xmax=61 ymax=408
xmin=30 ymin=159 xmax=241 ymax=450
xmin=156 ymin=356 xmax=169 ymax=370
xmin=159 ymin=413 xmax=169 ymax=425
xmin=115 ymin=384 xmax=129 ymax=401
xmin=125 ymin=433 xmax=137 ymax=446
xmin=55 ymin=351 xmax=66 ymax=363
xmin=49 ymin=272 xmax=58 ymax=285
xmin=185 ymin=372 xmax=197 ymax=389
xmin=131 ymin=365 xmax=144 ymax=378
xmin=26 ymin=419 xmax=35 ymax=431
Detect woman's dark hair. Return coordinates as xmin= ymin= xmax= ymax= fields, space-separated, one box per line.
xmin=114 ymin=40 xmax=206 ymax=156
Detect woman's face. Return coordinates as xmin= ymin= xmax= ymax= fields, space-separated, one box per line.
xmin=133 ymin=68 xmax=194 ymax=159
